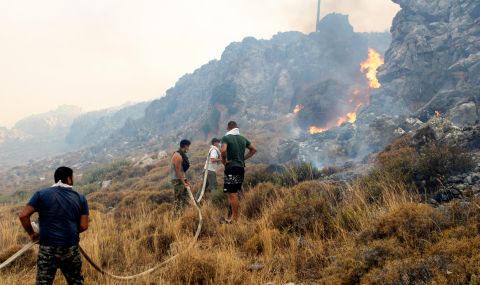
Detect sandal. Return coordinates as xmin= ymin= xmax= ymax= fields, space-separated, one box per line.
xmin=219 ymin=217 xmax=233 ymax=224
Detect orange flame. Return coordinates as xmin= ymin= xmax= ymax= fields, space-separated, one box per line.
xmin=346 ymin=111 xmax=357 ymax=123
xmin=293 ymin=104 xmax=304 ymax=114
xmin=435 ymin=111 xmax=442 ymax=118
xmin=306 ymin=49 xmax=382 ymax=135
xmin=336 ymin=112 xmax=357 ymax=126
xmin=309 ymin=126 xmax=328 ymax=134
xmin=360 ymin=48 xmax=384 ymax=89
xmin=337 ymin=117 xmax=347 ymax=126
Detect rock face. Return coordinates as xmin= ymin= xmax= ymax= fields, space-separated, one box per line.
xmin=299 ymin=0 xmax=480 ymax=166
xmin=102 ymin=14 xmax=390 ymax=152
xmin=1 ymin=14 xmax=392 ymax=169
xmin=368 ymin=0 xmax=480 ymax=121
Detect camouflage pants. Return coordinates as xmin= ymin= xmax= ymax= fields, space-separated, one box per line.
xmin=172 ymin=179 xmax=188 ymax=214
xmin=36 ymin=245 xmax=84 ymax=285
xmin=206 ymin=171 xmax=217 ymax=193
xmin=195 ymin=171 xmax=217 ymax=201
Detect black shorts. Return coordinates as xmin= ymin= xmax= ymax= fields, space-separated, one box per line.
xmin=223 ymin=167 xmax=245 ymax=193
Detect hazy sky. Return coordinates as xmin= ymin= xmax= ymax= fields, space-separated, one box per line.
xmin=0 ymin=0 xmax=399 ymax=128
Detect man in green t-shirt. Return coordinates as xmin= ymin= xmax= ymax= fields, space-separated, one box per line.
xmin=220 ymin=121 xmax=257 ymax=223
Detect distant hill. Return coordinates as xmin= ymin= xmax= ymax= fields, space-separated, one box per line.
xmin=0 ymin=102 xmax=149 ymax=168
xmin=0 ymin=105 xmax=83 ymax=167
xmin=14 ymin=105 xmax=83 ymax=138
xmin=66 ymin=102 xmax=150 ymax=148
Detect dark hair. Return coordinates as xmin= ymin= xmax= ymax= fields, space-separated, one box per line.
xmin=180 ymin=139 xmax=191 ymax=148
xmin=227 ymin=121 xmax=237 ymax=130
xmin=54 ymin=166 xmax=73 ymax=183
xmin=211 ymin=138 xmax=220 ymax=145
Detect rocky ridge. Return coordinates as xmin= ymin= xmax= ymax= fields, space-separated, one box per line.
xmin=297 ymin=0 xmax=480 ymax=167
xmin=99 ymin=14 xmax=390 ymax=154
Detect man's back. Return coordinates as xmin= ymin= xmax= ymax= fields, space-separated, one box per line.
xmin=28 ymin=186 xmax=89 ymax=247
xmin=221 ymin=135 xmax=251 ymax=169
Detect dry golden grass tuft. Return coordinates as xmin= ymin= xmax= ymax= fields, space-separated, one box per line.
xmin=1 ymin=181 xmax=480 ymax=284
xmin=1 ymin=140 xmax=479 ymax=284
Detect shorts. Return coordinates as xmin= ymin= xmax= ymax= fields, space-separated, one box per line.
xmin=223 ymin=167 xmax=245 ymax=193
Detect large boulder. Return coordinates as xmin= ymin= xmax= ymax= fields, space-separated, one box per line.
xmin=446 ymin=101 xmax=479 ymax=126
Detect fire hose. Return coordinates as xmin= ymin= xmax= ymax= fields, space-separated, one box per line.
xmin=0 ymin=184 xmax=203 ymax=281
xmin=196 ymin=147 xmax=215 ymax=204
xmin=0 ymin=147 xmax=215 ymax=279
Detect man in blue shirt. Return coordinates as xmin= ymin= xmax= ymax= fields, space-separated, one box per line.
xmin=19 ymin=167 xmax=89 ymax=285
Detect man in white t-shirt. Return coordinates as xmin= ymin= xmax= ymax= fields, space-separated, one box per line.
xmin=205 ymin=138 xmax=222 ymax=195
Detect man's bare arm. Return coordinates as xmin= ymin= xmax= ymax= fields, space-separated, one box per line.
xmin=173 ymin=153 xmax=184 ymax=179
xmin=19 ymin=205 xmax=39 ymax=241
xmin=221 ymin=144 xmax=228 ymax=165
xmin=244 ymin=144 xmax=257 ymax=161
xmin=173 ymin=153 xmax=189 ymax=187
xmin=79 ymin=215 xmax=89 ymax=233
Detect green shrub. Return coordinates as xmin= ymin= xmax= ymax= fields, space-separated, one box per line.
xmin=201 ymin=108 xmax=221 ymax=134
xmin=81 ymin=160 xmax=130 ymax=185
xmin=211 ymin=81 xmax=238 ymax=114
xmin=211 ymin=189 xmax=229 ymax=210
xmin=77 ymin=183 xmax=99 ymax=195
xmin=280 ymin=163 xmax=322 ymax=187
xmin=244 ymin=163 xmax=321 ymax=189
xmin=244 ymin=171 xmax=279 ymax=188
xmin=361 ymin=139 xmax=475 ymax=200
xmin=416 ymin=143 xmax=476 ymax=185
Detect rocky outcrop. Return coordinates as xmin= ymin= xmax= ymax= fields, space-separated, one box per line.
xmin=102 ymin=14 xmax=390 ymax=152
xmin=367 ymin=0 xmax=480 ymax=122
xmin=299 ymin=0 xmax=480 ymax=166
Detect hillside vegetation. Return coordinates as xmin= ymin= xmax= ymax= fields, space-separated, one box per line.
xmin=0 ymin=137 xmax=479 ymax=285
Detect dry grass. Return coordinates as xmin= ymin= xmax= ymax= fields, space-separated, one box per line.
xmin=0 ymin=141 xmax=479 ymax=284
xmin=1 ymin=180 xmax=479 ymax=284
